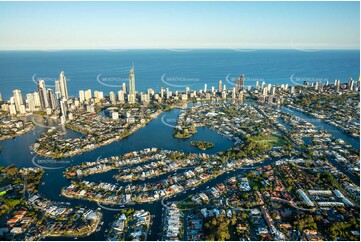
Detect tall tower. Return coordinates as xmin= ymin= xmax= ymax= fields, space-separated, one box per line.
xmin=38 ymin=80 xmax=49 ymax=109
xmin=47 ymin=89 xmax=57 ymax=109
xmin=240 ymin=74 xmax=245 ymax=91
xmin=60 ymin=98 xmax=68 ymax=124
xmin=129 ymin=65 xmax=136 ymax=96
xmin=59 ymin=71 xmax=69 ymax=99
xmin=235 ymin=75 xmax=244 ymax=92
xmin=218 ymin=80 xmax=223 ymax=92
xmin=122 ymin=82 xmax=127 ymax=94
xmin=54 ymin=80 xmax=62 ymax=100
xmin=13 ymin=89 xmax=24 ymax=111
xmin=26 ymin=93 xmax=36 ymax=112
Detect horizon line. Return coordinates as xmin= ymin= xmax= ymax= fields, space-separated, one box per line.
xmin=0 ymin=47 xmax=359 ymax=51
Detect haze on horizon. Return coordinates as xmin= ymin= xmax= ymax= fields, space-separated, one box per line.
xmin=0 ymin=1 xmax=359 ymax=50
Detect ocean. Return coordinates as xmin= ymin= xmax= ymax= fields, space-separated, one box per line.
xmin=0 ymin=49 xmax=359 ymax=100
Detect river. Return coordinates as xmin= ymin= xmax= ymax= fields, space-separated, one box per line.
xmin=0 ymin=103 xmax=359 ymax=240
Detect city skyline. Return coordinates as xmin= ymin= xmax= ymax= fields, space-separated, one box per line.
xmin=0 ymin=1 xmax=359 ymax=50
xmin=0 ymin=2 xmax=360 ymax=241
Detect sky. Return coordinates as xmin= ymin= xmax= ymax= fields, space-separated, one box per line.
xmin=0 ymin=1 xmax=359 ymax=50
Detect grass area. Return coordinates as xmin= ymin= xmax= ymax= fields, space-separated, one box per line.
xmin=249 ymin=133 xmax=287 ymax=147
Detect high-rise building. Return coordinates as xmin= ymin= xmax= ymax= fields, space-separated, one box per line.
xmin=262 ymin=87 xmax=268 ymax=96
xmin=59 ymin=71 xmax=69 ymax=99
xmin=60 ymin=98 xmax=68 ymax=124
xmin=348 ymin=78 xmax=354 ymax=91
xmin=147 ymin=88 xmax=154 ymax=96
xmin=47 ymin=89 xmax=57 ymax=109
xmin=85 ymin=89 xmax=92 ymax=101
xmin=236 ymin=74 xmax=245 ymax=92
xmin=290 ymin=86 xmax=295 ymax=94
xmin=128 ymin=94 xmax=135 ymax=104
xmin=118 ymin=90 xmax=125 ymax=103
xmin=26 ymin=93 xmax=36 ymax=112
xmin=9 ymin=104 xmax=16 ymax=115
xmin=109 ymin=91 xmax=116 ymax=102
xmin=129 ymin=66 xmax=136 ymax=96
xmin=232 ymin=87 xmax=236 ymax=99
xmin=122 ymin=83 xmax=127 ymax=94
xmin=204 ymin=84 xmax=207 ymax=92
xmin=238 ymin=91 xmax=244 ymax=102
xmin=38 ymin=80 xmax=49 ymax=109
xmin=79 ymin=90 xmax=85 ymax=103
xmin=270 ymin=86 xmax=276 ymax=95
xmin=218 ymin=80 xmax=223 ymax=92
xmin=141 ymin=93 xmax=150 ymax=103
xmin=160 ymin=86 xmax=165 ymax=99
xmin=314 ymin=82 xmax=319 ymax=91
xmin=33 ymin=92 xmax=41 ymax=108
xmin=13 ymin=89 xmax=23 ymax=112
xmin=335 ymin=79 xmax=340 ymax=92
xmin=54 ymin=80 xmax=62 ymax=100
xmin=185 ymin=87 xmax=190 ymax=95
xmin=0 ymin=93 xmax=2 ymax=102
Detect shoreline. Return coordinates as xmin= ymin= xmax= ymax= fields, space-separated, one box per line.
xmin=31 ymin=110 xmax=163 ymax=159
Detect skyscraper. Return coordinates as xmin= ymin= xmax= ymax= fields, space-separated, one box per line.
xmin=13 ymin=89 xmax=23 ymax=112
xmin=38 ymin=80 xmax=49 ymax=109
xmin=109 ymin=91 xmax=116 ymax=102
xmin=33 ymin=92 xmax=41 ymax=108
xmin=26 ymin=93 xmax=36 ymax=112
xmin=60 ymin=98 xmax=68 ymax=124
xmin=118 ymin=90 xmax=125 ymax=103
xmin=122 ymin=82 xmax=127 ymax=94
xmin=59 ymin=71 xmax=69 ymax=99
xmin=235 ymin=74 xmax=245 ymax=92
xmin=129 ymin=66 xmax=136 ymax=96
xmin=79 ymin=90 xmax=85 ymax=103
xmin=47 ymin=89 xmax=57 ymax=110
xmin=54 ymin=80 xmax=62 ymax=100
xmin=218 ymin=80 xmax=223 ymax=92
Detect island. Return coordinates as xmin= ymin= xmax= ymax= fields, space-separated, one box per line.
xmin=190 ymin=140 xmax=214 ymax=150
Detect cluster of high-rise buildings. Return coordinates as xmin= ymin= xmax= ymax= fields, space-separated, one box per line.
xmin=1 ymin=66 xmax=358 ymax=123
xmin=1 ymin=71 xmax=69 ymax=123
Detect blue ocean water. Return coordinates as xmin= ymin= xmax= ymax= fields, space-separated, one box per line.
xmin=0 ymin=49 xmax=359 ymax=100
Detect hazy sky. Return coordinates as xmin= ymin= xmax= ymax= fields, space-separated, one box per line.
xmin=0 ymin=1 xmax=359 ymax=50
